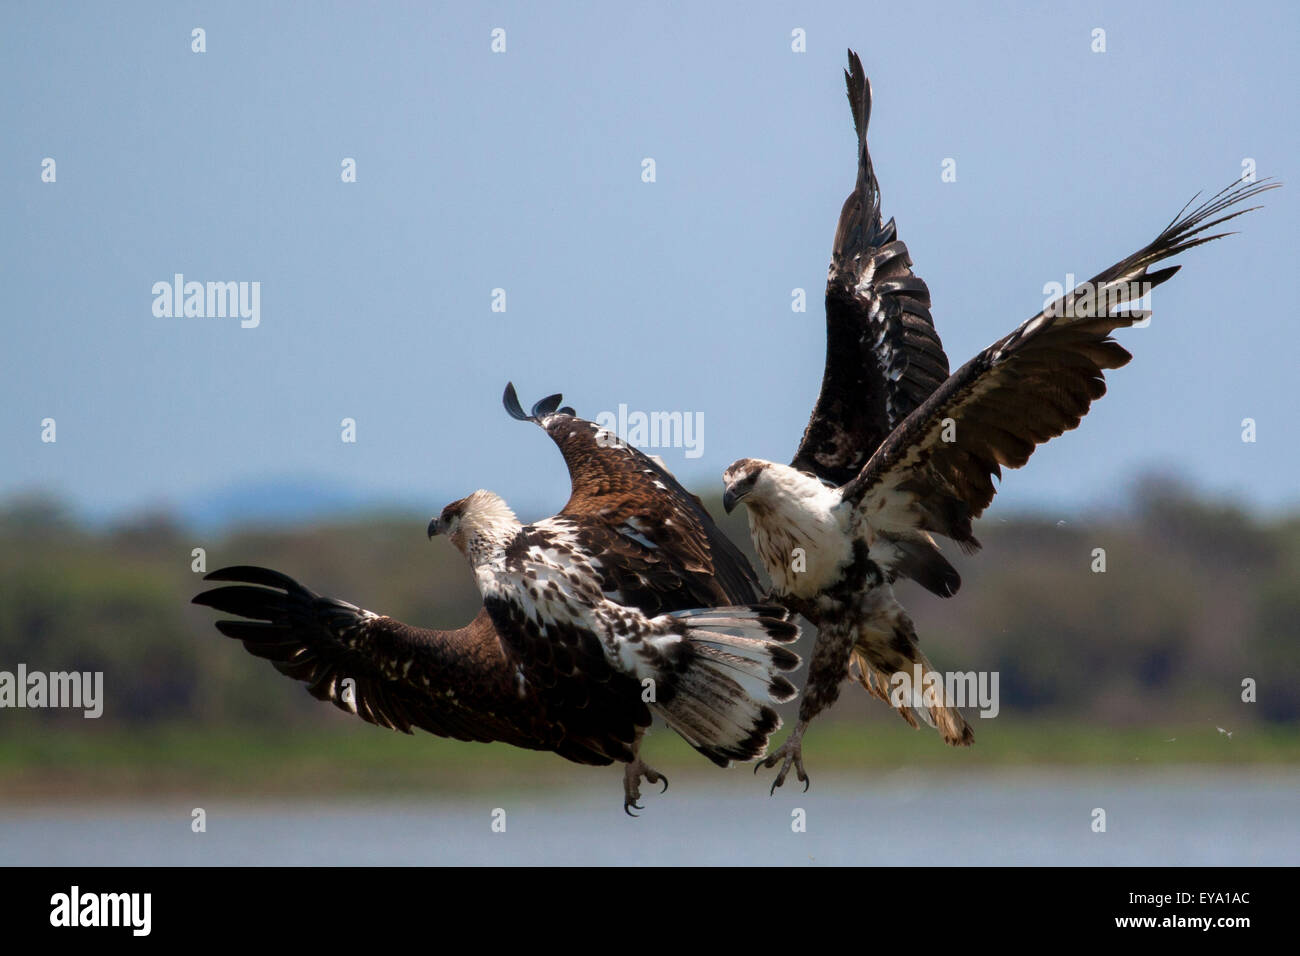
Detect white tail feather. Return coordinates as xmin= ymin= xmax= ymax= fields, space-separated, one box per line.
xmin=649 ymin=605 xmax=801 ymax=766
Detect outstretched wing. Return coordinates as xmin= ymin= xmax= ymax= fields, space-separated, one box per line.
xmin=192 ymin=565 xmax=640 ymax=766
xmin=842 ymin=179 xmax=1277 ymax=586
xmin=504 ymin=383 xmax=761 ymax=614
xmin=790 ymin=50 xmax=950 ymax=486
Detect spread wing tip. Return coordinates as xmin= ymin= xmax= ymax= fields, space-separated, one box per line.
xmin=502 ymin=382 xmax=530 ymax=421
xmin=531 ymin=393 xmax=564 ymax=419
xmin=503 ymin=382 xmax=576 ymax=423
xmin=198 ymin=565 xmax=302 ymax=592
xmin=843 ymin=49 xmax=871 ymax=140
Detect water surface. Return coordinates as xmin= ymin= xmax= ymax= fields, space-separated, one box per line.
xmin=2 ymin=769 xmax=1294 ymax=865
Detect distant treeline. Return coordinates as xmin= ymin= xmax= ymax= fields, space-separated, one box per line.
xmin=1 ymin=477 xmax=1296 ymax=734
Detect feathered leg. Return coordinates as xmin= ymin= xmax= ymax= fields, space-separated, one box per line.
xmin=851 ymin=596 xmax=974 ymax=746
xmin=758 ymin=617 xmax=855 ymax=793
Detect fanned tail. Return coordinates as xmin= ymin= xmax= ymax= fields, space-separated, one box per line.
xmin=651 ymin=606 xmax=801 ymax=767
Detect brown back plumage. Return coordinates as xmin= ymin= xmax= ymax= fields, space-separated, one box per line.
xmin=505 ymin=383 xmax=762 ymax=615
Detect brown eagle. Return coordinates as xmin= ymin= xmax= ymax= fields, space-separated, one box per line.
xmin=194 ymin=386 xmax=798 ymax=813
xmin=721 ymin=49 xmax=1277 ymax=791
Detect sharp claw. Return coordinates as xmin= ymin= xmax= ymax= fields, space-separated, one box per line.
xmin=759 ymin=730 xmax=810 ymax=796
xmin=623 ymin=758 xmax=666 ymax=814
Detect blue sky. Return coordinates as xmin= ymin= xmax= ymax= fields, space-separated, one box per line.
xmin=3 ymin=1 xmax=1297 ymax=524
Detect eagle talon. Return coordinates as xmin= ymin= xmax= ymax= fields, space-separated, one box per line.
xmin=623 ymin=757 xmax=667 ymax=815
xmin=760 ymin=727 xmax=809 ymax=795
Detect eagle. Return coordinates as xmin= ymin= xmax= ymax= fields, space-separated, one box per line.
xmin=720 ymin=50 xmax=1277 ymax=791
xmin=194 ymin=386 xmax=799 ymax=813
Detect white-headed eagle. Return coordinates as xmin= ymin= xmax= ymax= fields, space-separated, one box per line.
xmin=194 ymin=386 xmax=799 ymax=813
xmin=721 ymin=49 xmax=1277 ymax=791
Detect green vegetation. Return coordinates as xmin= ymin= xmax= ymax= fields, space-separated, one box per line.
xmin=1 ymin=720 xmax=1293 ymax=799
xmin=0 ymin=476 xmax=1296 ymax=798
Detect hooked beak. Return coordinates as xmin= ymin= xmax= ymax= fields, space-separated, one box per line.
xmin=722 ymin=486 xmax=744 ymax=515
xmin=427 ymin=517 xmax=442 ymax=539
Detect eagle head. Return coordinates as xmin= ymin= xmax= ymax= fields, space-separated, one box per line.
xmin=723 ymin=459 xmax=848 ymax=596
xmin=723 ymin=458 xmax=838 ymax=518
xmin=721 ymin=458 xmax=770 ymax=514
xmin=428 ymin=490 xmax=520 ymax=559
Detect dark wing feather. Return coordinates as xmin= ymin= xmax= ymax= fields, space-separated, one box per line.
xmin=790 ymin=50 xmax=950 ymax=485
xmin=842 ymin=179 xmax=1278 ymax=562
xmin=505 ymin=385 xmax=761 ymax=611
xmin=192 ymin=565 xmax=635 ymax=766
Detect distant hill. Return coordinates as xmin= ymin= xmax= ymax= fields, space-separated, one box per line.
xmin=172 ymin=477 xmax=424 ymax=533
